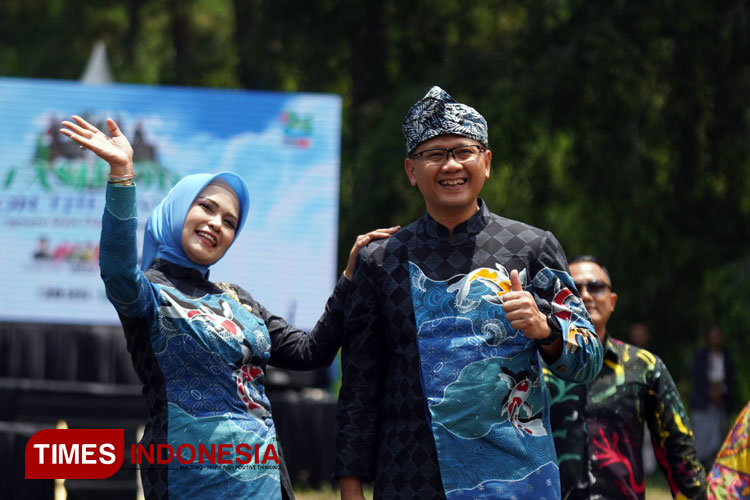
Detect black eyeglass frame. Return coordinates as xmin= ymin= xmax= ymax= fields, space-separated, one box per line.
xmin=409 ymin=144 xmax=486 ymax=161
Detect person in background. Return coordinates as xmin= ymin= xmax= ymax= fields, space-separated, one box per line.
xmin=629 ymin=321 xmax=652 ymax=350
xmin=335 ymin=86 xmax=603 ymax=500
xmin=692 ymin=324 xmax=738 ymax=470
xmin=59 ymin=115 xmax=397 ymax=500
xmin=545 ymin=255 xmax=706 ymax=500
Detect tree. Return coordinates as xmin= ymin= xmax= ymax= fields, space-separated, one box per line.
xmin=2 ymin=0 xmax=749 ymax=400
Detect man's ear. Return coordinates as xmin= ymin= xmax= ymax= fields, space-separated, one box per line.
xmin=404 ymin=158 xmax=418 ymax=186
xmin=484 ymin=149 xmax=492 ymax=179
xmin=609 ymin=291 xmax=618 ymax=312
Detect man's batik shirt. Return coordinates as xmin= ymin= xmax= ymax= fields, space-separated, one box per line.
xmin=335 ymin=200 xmax=603 ymax=500
xmin=545 ymin=336 xmax=707 ymax=500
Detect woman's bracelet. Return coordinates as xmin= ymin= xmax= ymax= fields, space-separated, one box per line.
xmin=108 ymin=173 xmax=136 ymax=186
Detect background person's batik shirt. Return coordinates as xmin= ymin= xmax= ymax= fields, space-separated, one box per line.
xmin=708 ymin=400 xmax=750 ymax=500
xmin=335 ymin=200 xmax=603 ymax=500
xmin=545 ymin=336 xmax=707 ymax=500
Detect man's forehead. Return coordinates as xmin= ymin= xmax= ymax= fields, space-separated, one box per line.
xmin=570 ymin=261 xmax=609 ymax=282
xmin=417 ymin=134 xmax=482 ymax=149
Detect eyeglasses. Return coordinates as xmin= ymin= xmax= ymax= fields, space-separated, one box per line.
xmin=574 ymin=280 xmax=611 ymax=296
xmin=410 ymin=144 xmax=486 ymax=166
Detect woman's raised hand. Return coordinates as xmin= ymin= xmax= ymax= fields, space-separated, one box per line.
xmin=343 ymin=226 xmax=400 ymax=280
xmin=59 ymin=115 xmax=134 ymax=176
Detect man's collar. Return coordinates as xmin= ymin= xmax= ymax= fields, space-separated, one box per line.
xmin=422 ymin=198 xmax=490 ymax=243
xmin=603 ymin=333 xmax=621 ymax=360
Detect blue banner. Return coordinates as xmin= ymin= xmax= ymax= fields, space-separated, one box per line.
xmin=0 ymin=77 xmax=341 ymax=327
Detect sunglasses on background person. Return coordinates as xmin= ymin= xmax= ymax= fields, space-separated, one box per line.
xmin=574 ymin=280 xmax=611 ymax=296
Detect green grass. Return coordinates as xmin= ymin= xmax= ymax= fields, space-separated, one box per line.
xmin=646 ymin=471 xmax=677 ymax=500
xmin=295 ymin=485 xmax=338 ymax=500
xmin=294 ymin=488 xmax=339 ymax=500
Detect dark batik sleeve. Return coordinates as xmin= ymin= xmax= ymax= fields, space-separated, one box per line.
xmin=100 ymin=183 xmax=157 ymax=319
xmin=543 ymin=368 xmax=591 ymax=500
xmin=234 ymin=275 xmax=351 ymax=371
xmin=531 ymin=231 xmax=603 ymax=383
xmin=333 ymin=248 xmax=384 ymax=481
xmin=646 ymin=354 xmax=707 ymax=499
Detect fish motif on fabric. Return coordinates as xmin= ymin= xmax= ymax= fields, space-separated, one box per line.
xmin=499 ymin=367 xmax=547 ymax=437
xmin=409 ymin=261 xmax=561 ymax=500
xmin=153 ymin=285 xmax=273 ymax=420
xmin=445 ymin=264 xmax=518 ymax=308
xmin=158 ymin=287 xmax=271 ymax=366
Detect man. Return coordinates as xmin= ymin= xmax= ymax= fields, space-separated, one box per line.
xmin=545 ymin=255 xmax=706 ymax=500
xmin=334 ymin=86 xmax=603 ymax=500
xmin=691 ymin=324 xmax=738 ymax=470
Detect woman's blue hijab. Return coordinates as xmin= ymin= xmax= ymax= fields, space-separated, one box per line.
xmin=141 ymin=172 xmax=250 ymax=277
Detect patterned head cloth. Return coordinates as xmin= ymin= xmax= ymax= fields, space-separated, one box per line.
xmin=141 ymin=171 xmax=250 ymax=276
xmin=402 ymin=86 xmax=488 ymax=154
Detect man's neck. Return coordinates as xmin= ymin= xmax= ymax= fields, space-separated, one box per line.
xmin=597 ymin=330 xmax=608 ymax=345
xmin=426 ymin=202 xmax=480 ymax=239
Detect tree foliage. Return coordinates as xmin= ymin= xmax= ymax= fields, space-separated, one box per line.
xmin=1 ymin=0 xmax=749 ymax=400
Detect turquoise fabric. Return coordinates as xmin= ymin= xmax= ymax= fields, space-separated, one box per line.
xmin=409 ymin=262 xmax=598 ymax=499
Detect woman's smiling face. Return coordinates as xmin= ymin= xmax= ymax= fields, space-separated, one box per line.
xmin=181 ymin=182 xmax=240 ymax=266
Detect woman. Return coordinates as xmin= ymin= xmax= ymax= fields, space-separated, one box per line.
xmin=59 ymin=115 xmax=396 ymax=499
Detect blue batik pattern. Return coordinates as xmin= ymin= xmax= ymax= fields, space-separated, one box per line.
xmin=409 ymin=261 xmax=561 ymax=500
xmin=149 ymin=284 xmax=281 ymax=500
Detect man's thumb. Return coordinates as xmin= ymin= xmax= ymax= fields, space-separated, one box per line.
xmin=510 ymin=269 xmax=523 ymax=292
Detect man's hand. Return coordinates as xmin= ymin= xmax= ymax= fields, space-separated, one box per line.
xmin=502 ymin=269 xmax=550 ymax=340
xmin=339 ymin=475 xmax=367 ymax=500
xmin=503 ymin=269 xmax=563 ymax=360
